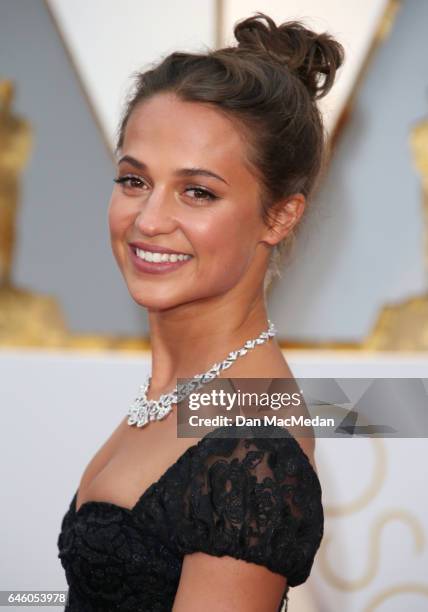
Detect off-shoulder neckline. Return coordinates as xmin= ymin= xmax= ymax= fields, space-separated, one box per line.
xmin=71 ymin=424 xmax=319 ymax=517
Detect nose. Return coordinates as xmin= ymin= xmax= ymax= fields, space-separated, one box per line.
xmin=133 ymin=188 xmax=177 ymax=236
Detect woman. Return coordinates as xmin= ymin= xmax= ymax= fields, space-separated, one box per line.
xmin=57 ymin=12 xmax=344 ymax=611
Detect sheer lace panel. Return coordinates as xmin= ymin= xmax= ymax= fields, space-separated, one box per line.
xmin=174 ymin=426 xmax=324 ymax=596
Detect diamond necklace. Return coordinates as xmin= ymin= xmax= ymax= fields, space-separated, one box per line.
xmin=127 ymin=320 xmax=277 ymax=428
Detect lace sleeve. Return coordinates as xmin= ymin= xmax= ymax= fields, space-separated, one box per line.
xmin=173 ymin=425 xmax=324 ymax=590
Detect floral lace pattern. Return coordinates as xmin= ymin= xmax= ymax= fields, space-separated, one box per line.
xmin=57 ymin=425 xmax=323 ymax=611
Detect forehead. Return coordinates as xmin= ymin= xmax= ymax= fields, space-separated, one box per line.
xmin=122 ymin=93 xmax=251 ymax=172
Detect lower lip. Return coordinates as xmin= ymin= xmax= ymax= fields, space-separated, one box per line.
xmin=129 ymin=246 xmax=193 ymax=275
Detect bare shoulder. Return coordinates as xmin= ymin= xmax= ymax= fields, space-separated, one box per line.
xmin=219 ymin=343 xmax=317 ymax=468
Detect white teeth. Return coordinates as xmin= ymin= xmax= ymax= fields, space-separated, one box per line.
xmin=135 ymin=248 xmax=192 ymax=263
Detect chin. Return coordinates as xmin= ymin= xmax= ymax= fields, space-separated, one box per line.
xmin=129 ymin=287 xmax=186 ymax=311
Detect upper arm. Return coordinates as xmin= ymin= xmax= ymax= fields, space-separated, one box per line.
xmin=173 ymin=551 xmax=287 ymax=612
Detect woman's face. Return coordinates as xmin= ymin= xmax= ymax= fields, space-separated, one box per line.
xmin=108 ymin=92 xmax=273 ymax=311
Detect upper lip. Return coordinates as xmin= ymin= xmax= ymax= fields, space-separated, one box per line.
xmin=129 ymin=241 xmax=192 ymax=256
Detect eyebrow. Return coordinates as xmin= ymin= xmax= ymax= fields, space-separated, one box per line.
xmin=118 ymin=155 xmax=229 ymax=185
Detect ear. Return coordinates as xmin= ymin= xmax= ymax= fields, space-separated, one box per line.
xmin=261 ymin=194 xmax=306 ymax=247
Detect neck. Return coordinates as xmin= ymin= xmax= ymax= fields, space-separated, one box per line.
xmin=146 ymin=293 xmax=271 ymax=394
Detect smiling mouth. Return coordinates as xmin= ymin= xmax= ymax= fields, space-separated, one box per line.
xmin=131 ymin=246 xmax=193 ymax=263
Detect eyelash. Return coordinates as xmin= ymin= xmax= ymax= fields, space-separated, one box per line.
xmin=113 ymin=174 xmax=218 ymax=203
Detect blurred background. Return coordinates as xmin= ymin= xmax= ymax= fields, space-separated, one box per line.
xmin=1 ymin=1 xmax=427 ymax=611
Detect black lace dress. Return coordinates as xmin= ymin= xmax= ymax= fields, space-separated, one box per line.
xmin=57 ymin=425 xmax=324 ymax=611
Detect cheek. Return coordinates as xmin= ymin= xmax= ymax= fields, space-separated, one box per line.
xmin=108 ymin=196 xmax=126 ymax=237
xmin=107 ymin=196 xmax=132 ymax=267
xmin=192 ymin=209 xmax=257 ymax=274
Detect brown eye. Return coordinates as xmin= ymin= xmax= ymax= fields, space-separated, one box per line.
xmin=113 ymin=175 xmax=145 ymax=190
xmin=185 ymin=187 xmax=218 ymax=202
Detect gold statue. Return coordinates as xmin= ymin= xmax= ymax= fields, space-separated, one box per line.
xmin=0 ymin=79 xmax=70 ymax=346
xmin=411 ymin=119 xmax=428 ymax=276
xmin=0 ymin=82 xmax=150 ymax=350
xmin=364 ymin=116 xmax=428 ymax=350
xmin=0 ymin=80 xmax=32 ymax=286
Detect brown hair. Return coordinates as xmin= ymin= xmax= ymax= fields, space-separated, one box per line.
xmin=116 ymin=12 xmax=345 ymax=291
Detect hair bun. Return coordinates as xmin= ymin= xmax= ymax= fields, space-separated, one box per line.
xmin=234 ymin=12 xmax=344 ymax=100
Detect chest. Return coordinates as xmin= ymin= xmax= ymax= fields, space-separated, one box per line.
xmin=75 ymin=414 xmax=199 ymax=512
